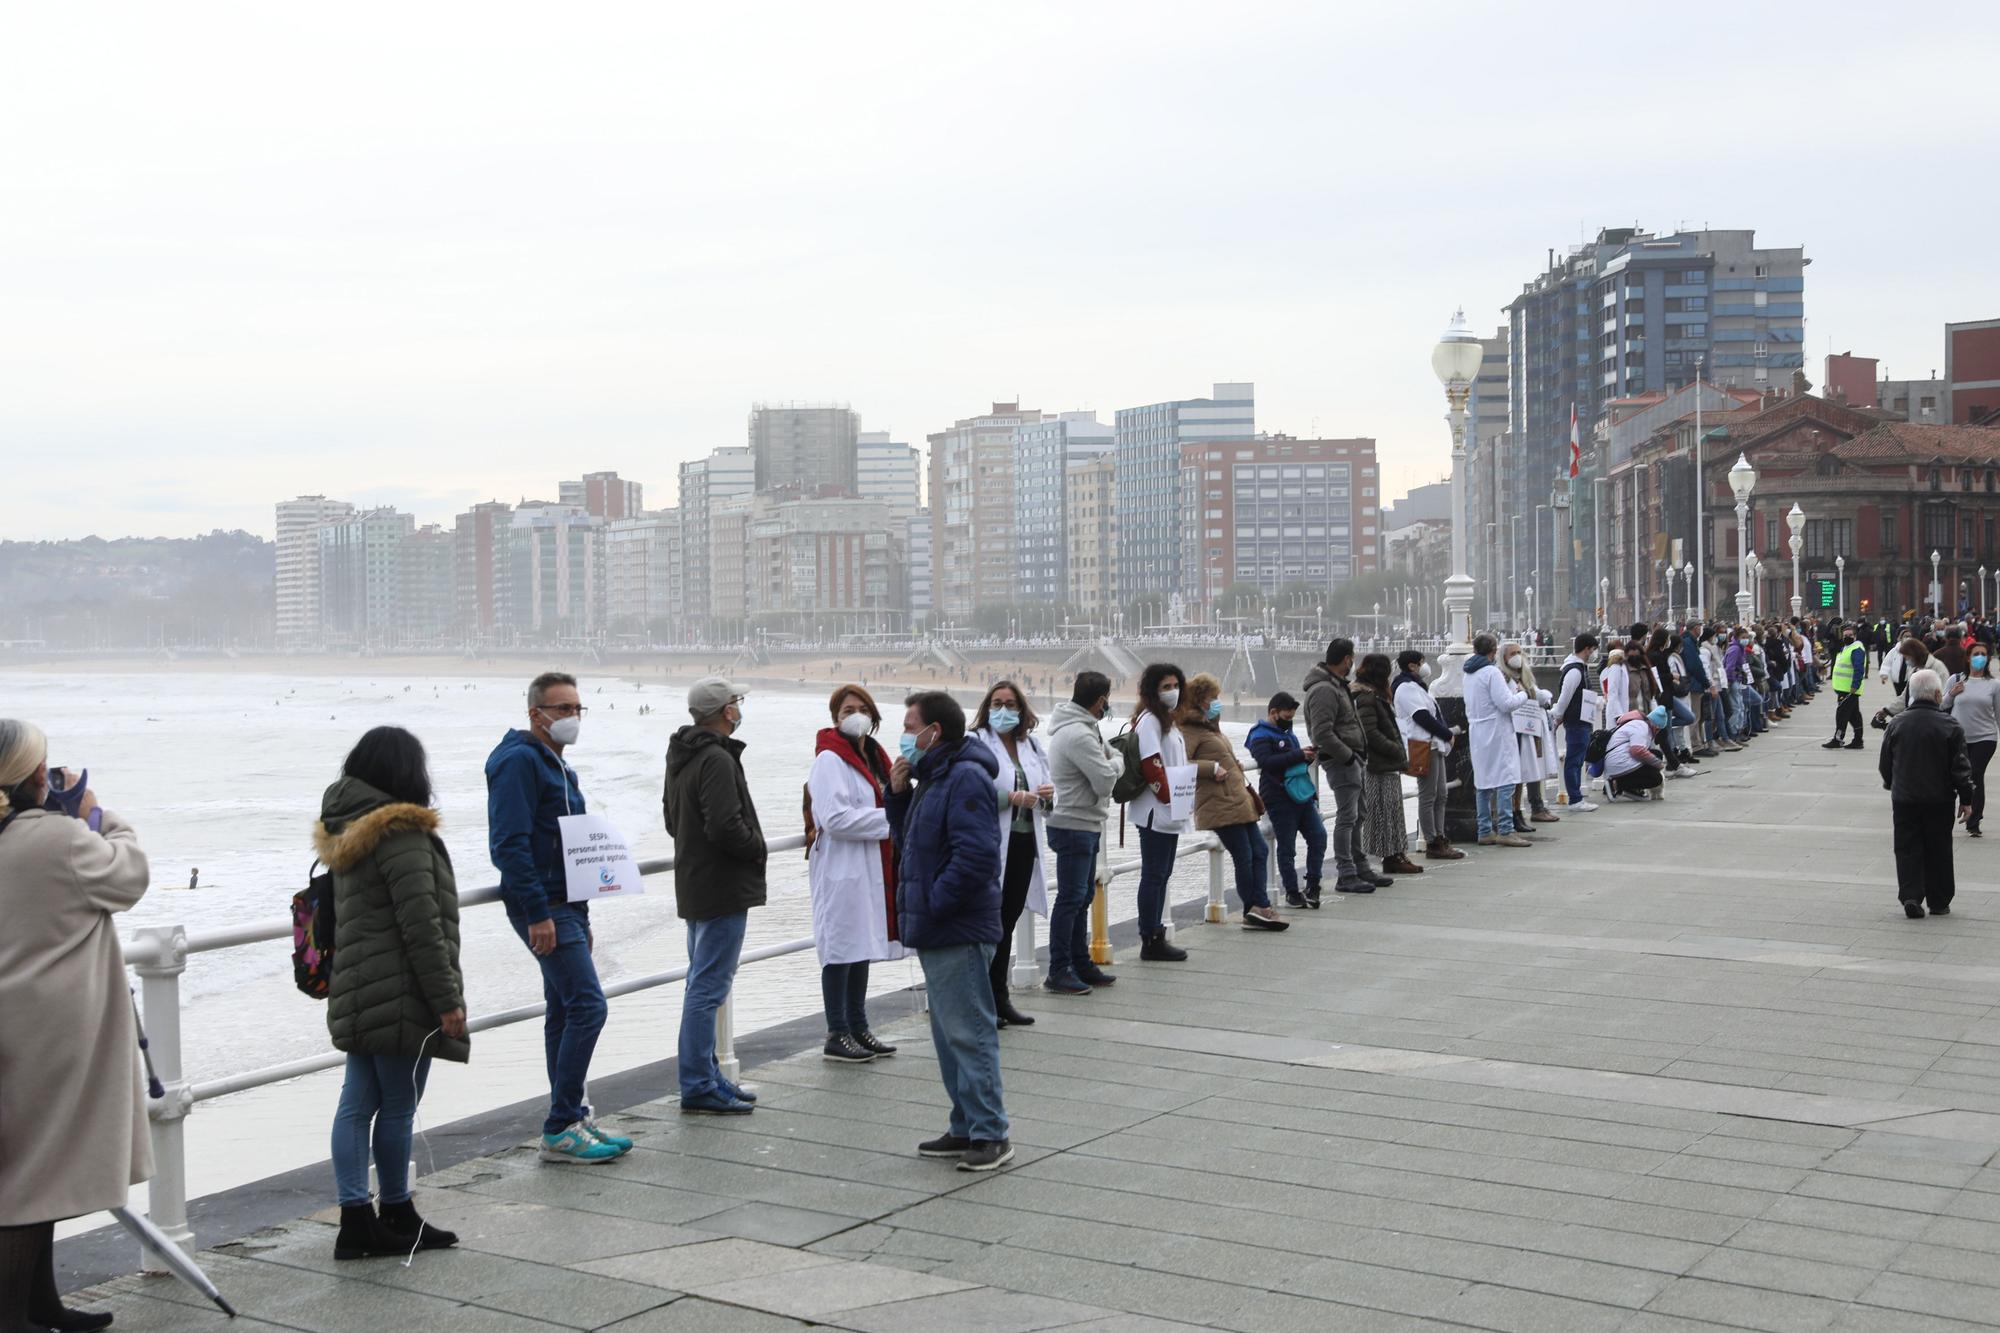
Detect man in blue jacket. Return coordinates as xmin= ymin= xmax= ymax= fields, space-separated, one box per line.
xmin=486 ymin=672 xmax=624 ymax=1165
xmin=886 ymin=691 xmax=1010 ymax=1172
xmin=1679 ymin=626 xmax=1718 ymax=757
xmin=1244 ymin=692 xmax=1324 ymax=909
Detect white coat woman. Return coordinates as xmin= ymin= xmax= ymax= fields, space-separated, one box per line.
xmin=972 ymin=680 xmax=1052 ymax=1029
xmin=1503 ymin=641 xmax=1561 ymax=829
xmin=1599 ymin=647 xmax=1631 ymax=722
xmin=806 ymin=685 xmax=905 ymax=1064
xmin=1465 ymin=633 xmax=1543 ymax=846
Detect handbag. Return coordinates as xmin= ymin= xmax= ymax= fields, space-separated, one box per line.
xmin=1281 ymin=762 xmax=1316 ymax=804
xmin=1405 ymin=738 xmax=1433 ymax=778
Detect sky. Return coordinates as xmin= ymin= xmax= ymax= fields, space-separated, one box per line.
xmin=3 ymin=1 xmax=1997 ymax=541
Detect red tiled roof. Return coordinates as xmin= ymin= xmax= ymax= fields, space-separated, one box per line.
xmin=1829 ymin=422 xmax=2000 ymax=463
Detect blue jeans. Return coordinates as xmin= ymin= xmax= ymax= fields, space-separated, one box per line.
xmin=331 ymin=1053 xmax=431 ymax=1206
xmin=918 ymin=942 xmax=1008 ymax=1142
xmin=1044 ymin=826 xmax=1099 ymax=977
xmin=681 ymin=912 xmax=749 ymax=1099
xmin=1267 ymin=798 xmax=1326 ymax=892
xmin=1212 ymin=822 xmax=1271 ymax=911
xmin=1706 ymin=693 xmax=1735 ymax=743
xmin=821 ymin=960 xmax=869 ymax=1035
xmin=1135 ymin=824 xmax=1177 ymax=937
xmin=1562 ymin=720 xmax=1593 ymax=803
xmin=508 ymin=904 xmax=607 ymax=1137
xmin=1476 ymin=786 xmax=1509 ymax=838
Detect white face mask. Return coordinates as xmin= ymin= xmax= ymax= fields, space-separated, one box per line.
xmin=1505 ymin=652 xmax=1524 ymax=671
xmin=1420 ymin=662 xmax=1433 ymax=681
xmin=547 ymin=716 xmax=581 ymax=747
xmin=838 ymin=713 xmax=872 ymax=740
xmin=1158 ymin=688 xmax=1181 ymax=709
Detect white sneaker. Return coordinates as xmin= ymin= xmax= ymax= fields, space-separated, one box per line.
xmin=1569 ymin=800 xmax=1600 ymax=812
xmin=1667 ymin=768 xmax=1693 ymax=780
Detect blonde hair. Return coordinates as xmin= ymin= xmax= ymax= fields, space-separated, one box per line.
xmin=1180 ymin=672 xmax=1223 ymax=720
xmin=0 ymin=720 xmax=48 ymax=819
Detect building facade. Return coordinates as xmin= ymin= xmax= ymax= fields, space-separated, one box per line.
xmin=746 ymin=495 xmax=903 ymax=637
xmin=750 ymin=404 xmax=859 ymax=494
xmin=399 ymin=524 xmax=456 ymax=644
xmin=499 ymin=503 xmax=599 ymax=642
xmin=1115 ymin=382 xmax=1254 ymax=605
xmin=1064 ymin=453 xmax=1117 ymax=628
xmin=452 ymin=500 xmax=512 ymax=640
xmin=317 ymin=508 xmax=416 ymax=649
xmin=275 ymin=495 xmax=355 ymax=648
xmin=905 ymin=509 xmax=933 ymax=627
xmin=1178 ymin=436 xmax=1379 ymax=613
xmin=677 ymin=446 xmax=755 ymax=637
xmin=927 ymin=401 xmax=1045 ymax=617
xmin=1013 ymin=411 xmax=1113 ymax=602
xmin=855 ymin=432 xmax=922 ymax=520
xmin=1948 ymin=318 xmax=2000 ymax=425
xmin=604 ymin=510 xmax=682 ymax=639
xmin=560 ymin=472 xmax=644 ymax=521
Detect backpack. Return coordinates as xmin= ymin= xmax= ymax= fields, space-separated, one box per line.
xmin=291 ymin=859 xmax=337 ymax=1000
xmin=1109 ymin=725 xmax=1149 ymax=803
xmin=1282 ymin=762 xmax=1317 ymax=805
xmin=1584 ymin=728 xmax=1613 ymax=765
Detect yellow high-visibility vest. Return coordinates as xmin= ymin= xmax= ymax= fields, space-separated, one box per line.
xmin=1829 ymin=641 xmax=1867 ymax=694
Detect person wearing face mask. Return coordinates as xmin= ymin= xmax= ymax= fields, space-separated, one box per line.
xmin=1944 ymin=649 xmax=1999 ymax=836
xmin=1503 ymin=640 xmax=1563 ymax=828
xmin=1305 ymin=639 xmax=1390 ymax=892
xmin=1392 ymin=650 xmax=1461 ymax=858
xmin=1246 ymin=690 xmax=1328 ymax=907
xmin=1464 ymin=632 xmax=1544 ymax=846
xmin=1179 ymin=673 xmax=1287 ymax=928
xmin=1353 ymin=654 xmax=1423 ymax=876
xmin=1043 ymin=672 xmax=1123 ymax=994
xmin=1602 ymin=707 xmax=1668 ymax=801
xmin=0 ymin=720 xmax=149 ymax=1333
xmin=970 ymin=681 xmax=1054 ymax=1027
xmin=488 ymin=673 xmax=623 ymax=1161
xmin=805 ymin=685 xmax=904 ymax=1063
xmin=1552 ymin=634 xmax=1602 ymax=812
xmin=1128 ymin=662 xmax=1193 ymax=958
xmin=1824 ymin=626 xmax=1870 ymax=750
xmin=664 ymin=676 xmax=768 ymax=1114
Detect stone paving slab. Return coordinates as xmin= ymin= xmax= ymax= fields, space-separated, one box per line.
xmin=62 ymin=713 xmax=2000 ymax=1329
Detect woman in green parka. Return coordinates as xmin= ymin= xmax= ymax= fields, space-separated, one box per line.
xmin=313 ymin=726 xmax=468 ymax=1262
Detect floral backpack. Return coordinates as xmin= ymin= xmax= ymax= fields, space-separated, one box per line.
xmin=290 ymin=860 xmax=337 ymax=1000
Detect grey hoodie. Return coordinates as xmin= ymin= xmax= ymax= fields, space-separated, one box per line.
xmin=1045 ymin=700 xmax=1121 ymax=832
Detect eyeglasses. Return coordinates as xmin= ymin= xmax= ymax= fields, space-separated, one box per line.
xmin=538 ymin=704 xmax=588 ymax=718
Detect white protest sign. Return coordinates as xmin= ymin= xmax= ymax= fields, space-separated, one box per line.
xmin=558 ymin=813 xmax=642 ymax=903
xmin=1166 ymin=764 xmax=1200 ymax=823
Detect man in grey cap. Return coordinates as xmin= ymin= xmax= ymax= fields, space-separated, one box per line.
xmin=663 ymin=676 xmax=767 ymax=1113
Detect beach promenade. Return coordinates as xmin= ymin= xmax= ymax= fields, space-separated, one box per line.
xmin=63 ymin=718 xmax=2000 ymax=1332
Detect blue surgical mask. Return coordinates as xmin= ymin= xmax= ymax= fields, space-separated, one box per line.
xmin=988 ymin=707 xmax=1020 ymax=734
xmin=1206 ymin=701 xmax=1223 ymax=721
xmin=899 ymin=733 xmax=922 ymax=764
xmin=1975 ymin=656 xmax=1989 ymax=672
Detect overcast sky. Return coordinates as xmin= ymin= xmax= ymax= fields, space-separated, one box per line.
xmin=4 ymin=1 xmax=1996 ymax=541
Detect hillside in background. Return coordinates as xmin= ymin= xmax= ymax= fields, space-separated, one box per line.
xmin=0 ymin=531 xmax=273 ymax=648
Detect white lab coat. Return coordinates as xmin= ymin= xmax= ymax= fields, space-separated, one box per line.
xmin=974 ymin=726 xmax=1051 ymax=918
xmin=805 ymin=747 xmax=907 ymax=967
xmin=1600 ymin=662 xmax=1631 ymax=718
xmin=1465 ymin=662 xmax=1542 ymax=790
xmin=1513 ymin=682 xmax=1561 ymax=782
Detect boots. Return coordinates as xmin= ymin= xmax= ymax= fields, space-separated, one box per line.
xmin=1382 ymin=853 xmax=1424 ymax=875
xmin=993 ymin=991 xmax=1036 ymax=1027
xmin=378 ymin=1198 xmax=458 ymax=1251
xmin=1139 ymin=932 xmax=1188 ymax=961
xmin=335 ymin=1202 xmax=417 ymax=1260
xmin=1425 ymin=838 xmax=1465 ymax=861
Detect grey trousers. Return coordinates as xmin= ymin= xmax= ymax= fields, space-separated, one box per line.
xmin=1415 ymin=754 xmax=1450 ymax=844
xmin=1326 ymin=757 xmax=1365 ymax=878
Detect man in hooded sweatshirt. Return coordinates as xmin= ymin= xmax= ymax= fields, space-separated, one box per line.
xmin=1042 ymin=671 xmax=1122 ymax=995
xmin=663 ymin=676 xmax=768 ymax=1115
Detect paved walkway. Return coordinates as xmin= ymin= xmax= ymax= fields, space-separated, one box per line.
xmin=72 ymin=708 xmax=2000 ymax=1331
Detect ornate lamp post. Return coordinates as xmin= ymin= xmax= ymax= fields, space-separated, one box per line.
xmin=1527 ymin=585 xmax=1537 ymax=638
xmin=1836 ymin=554 xmax=1846 ymax=620
xmin=1932 ymin=549 xmax=1942 ymax=619
xmin=1982 ymin=566 xmax=1988 ymax=620
xmin=1432 ymin=308 xmax=1484 ymax=690
xmin=1787 ymin=503 xmax=1806 ymax=620
xmin=1662 ymin=561 xmax=1673 ymax=623
xmin=1684 ymin=562 xmax=1696 ymax=626
xmin=1599 ymin=577 xmax=1610 ymax=633
xmin=1729 ymin=454 xmax=1758 ymax=623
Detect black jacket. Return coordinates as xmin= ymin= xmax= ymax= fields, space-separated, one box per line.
xmin=1880 ymin=700 xmax=1977 ymax=806
xmin=663 ymin=725 xmax=768 ymax=921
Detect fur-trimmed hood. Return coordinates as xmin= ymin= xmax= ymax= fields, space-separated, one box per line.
xmin=314 ymin=776 xmax=440 ymax=870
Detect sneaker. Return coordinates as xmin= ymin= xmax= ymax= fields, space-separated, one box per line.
xmin=1695 ymin=746 xmax=1719 ymax=758
xmin=580 ymin=1114 xmax=634 ymax=1153
xmin=1821 ymin=738 xmax=1844 ymax=750
xmin=1530 ymin=810 xmax=1560 ymax=823
xmin=918 ymin=1133 xmax=972 ymax=1158
xmin=1242 ymin=906 xmax=1290 ymax=931
xmin=1494 ymin=834 xmax=1532 ymax=847
xmin=1667 ymin=767 xmax=1693 ymax=779
xmin=1042 ymin=970 xmax=1093 ymax=995
xmin=1303 ymin=883 xmax=1324 ymax=907
xmin=1283 ymin=888 xmax=1309 ymax=909
xmin=957 ymin=1139 xmax=1016 ymax=1172
xmin=541 ymin=1123 xmax=626 ymax=1164
xmin=722 ymin=1080 xmax=758 ymax=1104
xmin=679 ymin=1091 xmax=755 ymax=1115
xmin=1333 ymin=876 xmax=1376 ymax=893
xmin=1075 ymin=963 xmax=1117 ymax=987
xmin=1905 ymin=901 xmax=1926 ymax=919
xmin=1568 ymin=800 xmax=1600 ymax=813
xmin=823 ymin=1033 xmax=877 ymax=1063
xmin=855 ymin=1031 xmax=898 ymax=1057
xmin=1365 ymin=869 xmax=1395 ymax=888
xmin=1845 ymin=740 xmax=1864 ymax=750
xmin=1139 ymin=934 xmax=1188 ymax=961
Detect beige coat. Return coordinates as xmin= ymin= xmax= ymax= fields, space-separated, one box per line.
xmin=1179 ymin=718 xmax=1260 ymax=830
xmin=0 ymin=808 xmax=153 ymax=1224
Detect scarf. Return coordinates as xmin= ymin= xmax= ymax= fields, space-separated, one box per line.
xmin=813 ymin=728 xmax=898 ymax=942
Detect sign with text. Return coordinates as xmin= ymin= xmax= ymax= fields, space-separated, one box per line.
xmin=1166 ymin=764 xmax=1200 ymax=823
xmin=558 ymin=813 xmax=642 ymax=903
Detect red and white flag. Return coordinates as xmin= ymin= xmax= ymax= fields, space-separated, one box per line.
xmin=1568 ymin=403 xmax=1581 ymax=479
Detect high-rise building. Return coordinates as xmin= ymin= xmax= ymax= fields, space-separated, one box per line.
xmin=677 ymin=447 xmax=755 ymax=636
xmin=749 ymin=404 xmax=860 ymax=494
xmin=560 ymin=471 xmax=644 ymax=521
xmin=1179 ymin=436 xmax=1378 ymax=609
xmin=856 ymin=432 xmax=922 ymax=520
xmin=275 ymin=495 xmax=355 ymax=648
xmin=906 ymin=508 xmax=933 ymax=627
xmin=605 ymin=510 xmax=682 ymax=640
xmin=452 ymin=500 xmax=512 ymax=640
xmin=746 ymin=495 xmax=904 ymax=636
xmin=317 ymin=508 xmax=416 ymax=648
xmin=706 ymin=493 xmax=756 ymax=641
xmin=1013 ymin=412 xmax=1114 ymax=602
xmin=1065 ymin=454 xmax=1117 ymax=628
xmin=500 ymin=503 xmax=599 ymax=642
xmin=928 ymin=402 xmax=1046 ymax=616
xmin=1947 ymin=317 xmax=2000 ymax=424
xmin=399 ymin=524 xmax=456 ymax=644
xmin=1115 ymin=383 xmax=1255 ymax=605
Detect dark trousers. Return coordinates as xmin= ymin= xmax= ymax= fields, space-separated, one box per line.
xmin=990 ymin=830 xmax=1036 ymax=998
xmin=1044 ymin=826 xmax=1098 ymax=977
xmin=1267 ymin=798 xmax=1326 ymax=892
xmin=820 ymin=961 xmax=870 ymax=1035
xmin=1212 ymin=821 xmax=1271 ymax=911
xmin=1608 ymin=765 xmax=1663 ymax=797
xmin=1834 ymin=691 xmax=1863 ymax=741
xmin=1969 ymin=740 xmax=1996 ymax=833
xmin=1892 ymin=800 xmax=1956 ymax=909
xmin=1135 ymin=824 xmax=1177 ymax=937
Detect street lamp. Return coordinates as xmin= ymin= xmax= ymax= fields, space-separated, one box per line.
xmin=1432 ymin=307 xmax=1484 ymax=687
xmin=1932 ymin=550 xmax=1942 ymax=619
xmin=1373 ymin=602 xmax=1381 ymax=645
xmin=1683 ymin=563 xmax=1695 ymax=626
xmin=1527 ymin=585 xmax=1537 ymax=639
xmin=1662 ymin=560 xmax=1673 ymax=623
xmin=1729 ymin=454 xmax=1758 ymax=622
xmin=1836 ymin=554 xmax=1846 ymax=621
xmin=1599 ymin=576 xmax=1610 ymax=633
xmin=1982 ymin=566 xmax=1989 ymax=620
xmin=1787 ymin=503 xmax=1806 ymax=620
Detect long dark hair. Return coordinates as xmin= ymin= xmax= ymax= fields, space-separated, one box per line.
xmin=342 ymin=726 xmax=433 ymax=808
xmin=1132 ymin=662 xmax=1185 ymax=727
xmin=972 ymin=679 xmax=1039 ymax=736
xmin=1355 ymin=652 xmax=1393 ymax=692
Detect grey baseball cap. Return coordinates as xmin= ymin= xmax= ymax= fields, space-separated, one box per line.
xmin=687 ymin=676 xmax=746 ymax=718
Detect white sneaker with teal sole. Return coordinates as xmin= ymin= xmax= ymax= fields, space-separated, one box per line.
xmin=540 ymin=1122 xmax=624 ymax=1164
xmin=581 ymin=1115 xmax=633 ymax=1154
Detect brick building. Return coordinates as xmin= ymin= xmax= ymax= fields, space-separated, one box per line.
xmin=1178 ymin=435 xmax=1379 ymax=616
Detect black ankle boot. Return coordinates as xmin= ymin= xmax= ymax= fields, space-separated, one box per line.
xmin=334 ymin=1203 xmax=417 ymax=1260
xmin=1139 ymin=933 xmax=1187 ymax=961
xmin=378 ymin=1198 xmax=458 ymax=1250
xmin=994 ymin=994 xmax=1036 ymax=1027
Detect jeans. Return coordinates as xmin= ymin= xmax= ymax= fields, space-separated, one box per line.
xmin=331 ymin=1053 xmax=431 ymax=1207
xmin=1044 ymin=826 xmax=1099 ymax=977
xmin=820 ymin=961 xmax=870 ymax=1035
xmin=1327 ymin=758 xmax=1364 ymax=878
xmin=918 ymin=942 xmax=1008 ymax=1142
xmin=1562 ymin=719 xmax=1593 ymax=803
xmin=1891 ymin=801 xmax=1956 ymax=910
xmin=1267 ymin=799 xmax=1327 ymax=890
xmin=1475 ymin=786 xmax=1509 ymax=838
xmin=1212 ymin=821 xmax=1271 ymax=911
xmin=1135 ymin=823 xmax=1177 ymax=937
xmin=507 ymin=904 xmax=607 ymax=1136
xmin=1706 ymin=693 xmax=1736 ymax=744
xmin=681 ymin=912 xmax=749 ymax=1099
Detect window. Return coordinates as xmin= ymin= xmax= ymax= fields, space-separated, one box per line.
xmin=1684 ymin=323 xmax=1706 ymax=338
xmin=1765 ymin=516 xmax=1779 ymax=552
xmin=1963 ymin=469 xmax=1975 ymax=492
xmin=1753 ymin=341 xmax=1768 ymax=357
xmin=1687 ymin=296 xmax=1707 ymax=312
xmin=1816 ymin=454 xmax=1841 ymax=477
xmin=1930 ymin=467 xmax=1942 ymax=492
xmin=1754 ymin=264 xmax=1770 ymax=278
xmin=1832 ymin=519 xmax=1852 ymax=557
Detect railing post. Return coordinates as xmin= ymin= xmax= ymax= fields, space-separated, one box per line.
xmin=1263 ymin=819 xmax=1277 ymax=899
xmin=1089 ymin=839 xmax=1113 ymax=966
xmin=715 ymin=994 xmax=739 ymax=1085
xmin=132 ymin=925 xmax=194 ymax=1273
xmin=1011 ymin=906 xmax=1038 ymax=990
xmin=1205 ymin=838 xmax=1226 ymax=924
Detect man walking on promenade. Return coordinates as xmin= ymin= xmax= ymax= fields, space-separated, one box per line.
xmin=1825 ymin=624 xmax=1870 ymax=751
xmin=1042 ymin=671 xmax=1121 ymax=996
xmin=488 ymin=672 xmax=625 ymax=1163
xmin=1305 ymin=639 xmax=1388 ymax=893
xmin=1880 ymin=668 xmax=1976 ymax=920
xmin=664 ymin=677 xmax=767 ymax=1114
xmin=887 ymin=691 xmax=1011 ymax=1171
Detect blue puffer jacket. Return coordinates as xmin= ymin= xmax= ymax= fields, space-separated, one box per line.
xmin=1680 ymin=633 xmax=1712 ymax=692
xmin=1244 ymin=719 xmax=1313 ymax=808
xmin=886 ymin=736 xmax=1002 ymax=949
xmin=485 ymin=728 xmax=586 ymax=924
